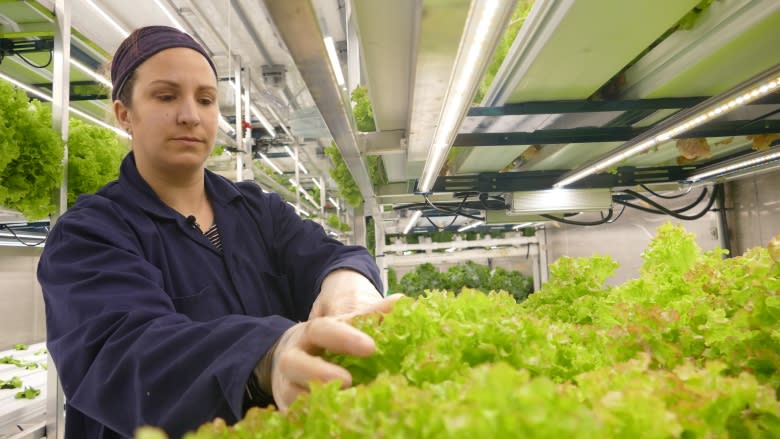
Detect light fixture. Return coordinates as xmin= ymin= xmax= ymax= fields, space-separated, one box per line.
xmin=328 ymin=197 xmax=340 ymax=209
xmin=554 ymin=64 xmax=780 ymax=188
xmin=457 ymin=220 xmax=484 ymax=233
xmin=286 ymin=201 xmax=310 ymax=217
xmin=289 ymin=180 xmax=319 ymax=208
xmin=218 ymin=116 xmax=236 ymax=137
xmin=266 ymin=105 xmax=294 ymax=138
xmin=323 ymin=36 xmax=345 ymax=86
xmin=0 ymin=73 xmax=128 ymax=138
xmin=297 ymin=162 xmax=309 ymax=174
xmin=417 ymin=0 xmax=517 ymax=193
xmin=70 ymin=59 xmax=112 ymax=88
xmin=509 ymin=188 xmax=612 ymax=215
xmin=311 ymin=178 xmax=322 ymax=190
xmin=83 ymin=0 xmax=129 ymax=37
xmin=257 ymin=152 xmax=283 ymax=174
xmin=152 ymin=0 xmax=186 ymax=32
xmin=687 ymin=147 xmax=780 ymax=182
xmin=403 ymin=210 xmax=422 ymax=235
xmin=511 ymin=222 xmax=533 ymax=230
xmin=250 ymin=105 xmax=277 ymax=138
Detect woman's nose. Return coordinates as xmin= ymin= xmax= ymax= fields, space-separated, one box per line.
xmin=177 ymin=97 xmax=201 ymax=126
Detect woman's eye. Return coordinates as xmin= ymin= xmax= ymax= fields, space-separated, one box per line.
xmin=157 ymin=95 xmax=175 ymax=102
xmin=199 ymin=97 xmax=214 ymax=105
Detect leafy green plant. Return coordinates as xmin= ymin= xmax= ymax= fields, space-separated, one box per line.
xmin=137 ymin=223 xmax=780 ymax=438
xmin=13 ymin=343 xmax=27 ymax=350
xmin=0 ymin=81 xmax=64 ymax=219
xmin=15 ymin=386 xmax=41 ymax=400
xmin=67 ymin=118 xmax=127 ymax=205
xmin=324 ymin=142 xmax=362 ymax=207
xmin=351 ymin=86 xmax=375 ymax=132
xmin=0 ymin=376 xmax=22 ymax=389
xmin=397 ymin=261 xmax=533 ymax=303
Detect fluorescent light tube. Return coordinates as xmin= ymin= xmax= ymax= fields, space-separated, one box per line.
xmin=688 ymin=148 xmax=780 ymax=182
xmin=457 ymin=220 xmax=484 ymax=232
xmin=0 ymin=73 xmax=128 ymax=138
xmin=152 ymin=0 xmax=186 ymax=32
xmin=257 ymin=152 xmax=283 ymax=174
xmin=250 ymin=105 xmax=277 ymax=138
xmin=287 ymin=201 xmax=310 ymax=217
xmin=323 ymin=36 xmax=345 ymax=86
xmin=417 ymin=0 xmax=517 ymax=193
xmin=70 ymin=59 xmax=112 ymax=88
xmin=83 ymin=0 xmax=129 ymax=37
xmin=403 ymin=210 xmax=422 ymax=235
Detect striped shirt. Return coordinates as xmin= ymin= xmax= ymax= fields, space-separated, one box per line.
xmin=203 ymin=223 xmax=223 ymax=252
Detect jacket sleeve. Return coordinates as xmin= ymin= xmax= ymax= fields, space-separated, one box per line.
xmin=37 ymin=199 xmax=294 ymax=438
xmin=239 ymin=182 xmax=382 ymax=319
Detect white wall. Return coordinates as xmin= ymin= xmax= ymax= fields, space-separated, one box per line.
xmin=725 ymin=169 xmax=780 ymax=254
xmin=545 ymin=189 xmax=722 ymax=286
xmin=0 ymin=247 xmax=46 ymax=350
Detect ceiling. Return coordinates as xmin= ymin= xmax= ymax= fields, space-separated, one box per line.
xmin=1 ymin=0 xmax=780 ymax=239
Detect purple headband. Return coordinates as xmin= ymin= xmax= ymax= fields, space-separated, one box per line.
xmin=111 ymin=25 xmax=218 ymax=101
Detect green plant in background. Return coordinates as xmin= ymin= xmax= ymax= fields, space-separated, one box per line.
xmin=324 ymin=142 xmax=363 ymax=207
xmin=67 ymin=118 xmax=127 ymax=206
xmin=351 ymin=86 xmax=376 ymax=132
xmin=473 ymin=0 xmax=534 ymax=104
xmin=0 ymin=81 xmax=64 ymax=219
xmin=397 ymin=261 xmax=533 ymax=303
xmin=366 ymin=216 xmax=376 ymax=256
xmin=210 ymin=145 xmax=225 ymax=156
xmin=326 ymin=213 xmax=351 ymax=233
xmin=387 ymin=267 xmax=398 ymax=292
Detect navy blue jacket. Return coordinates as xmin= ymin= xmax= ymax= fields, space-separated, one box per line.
xmin=37 ymin=153 xmax=381 ymax=438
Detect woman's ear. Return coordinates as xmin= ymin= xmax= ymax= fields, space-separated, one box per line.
xmin=113 ymin=100 xmax=131 ymax=133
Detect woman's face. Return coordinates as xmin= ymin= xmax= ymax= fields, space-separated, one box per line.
xmin=114 ymin=47 xmax=218 ymax=175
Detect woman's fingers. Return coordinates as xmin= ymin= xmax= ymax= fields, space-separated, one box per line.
xmin=299 ymin=317 xmax=375 ymax=356
xmin=279 ymin=348 xmax=352 ymax=389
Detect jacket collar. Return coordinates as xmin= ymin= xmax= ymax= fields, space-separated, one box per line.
xmin=118 ymin=152 xmax=243 ymax=220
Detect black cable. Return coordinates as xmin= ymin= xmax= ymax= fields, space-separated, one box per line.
xmin=16 ymin=51 xmax=52 ymax=69
xmin=423 ymin=193 xmax=485 ymax=221
xmin=606 ymin=203 xmax=627 ymax=224
xmin=541 ymin=208 xmax=614 ymax=226
xmin=424 ymin=215 xmax=460 ymax=231
xmin=639 ymin=183 xmax=693 ymax=199
xmin=0 ymin=224 xmax=48 ymax=247
xmin=623 ymin=187 xmax=709 ymax=214
xmin=615 ymin=185 xmax=719 ymax=221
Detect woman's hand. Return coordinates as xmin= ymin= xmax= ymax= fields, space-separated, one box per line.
xmin=309 ymin=268 xmax=384 ymax=319
xmin=258 ymin=295 xmax=400 ymax=412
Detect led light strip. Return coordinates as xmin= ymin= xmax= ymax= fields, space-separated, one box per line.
xmin=403 ymin=210 xmax=422 ymax=235
xmin=70 ymin=59 xmax=112 ymax=88
xmin=83 ymin=0 xmax=129 ymax=37
xmin=323 ymin=36 xmax=345 ymax=86
xmin=457 ymin=219 xmax=484 ymax=232
xmin=152 ymin=0 xmax=186 ymax=32
xmin=417 ymin=0 xmax=516 ymax=193
xmin=0 ymin=72 xmax=128 ymax=138
xmin=688 ymin=148 xmax=780 ymax=182
xmin=554 ymin=67 xmax=780 ymax=188
xmin=257 ymin=152 xmax=283 ymax=174
xmin=286 ymin=201 xmax=310 ymax=217
xmin=289 ymin=180 xmax=319 ymax=208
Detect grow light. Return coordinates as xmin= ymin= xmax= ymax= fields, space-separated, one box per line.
xmin=554 ymin=63 xmax=780 ymax=188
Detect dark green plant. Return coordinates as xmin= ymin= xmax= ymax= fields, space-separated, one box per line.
xmin=0 ymin=82 xmax=64 ymax=219
xmin=67 ymin=118 xmax=127 ymax=206
xmin=324 ymin=142 xmax=362 ymax=207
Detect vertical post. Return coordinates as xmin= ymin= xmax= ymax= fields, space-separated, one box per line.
xmin=345 ymin=0 xmax=360 ymax=93
xmin=373 ymin=206 xmax=387 ymax=293
xmin=49 ymin=3 xmax=70 ymax=437
xmin=234 ymin=59 xmax=243 ymax=181
xmin=537 ymin=226 xmax=549 ymax=284
xmin=319 ymin=177 xmax=326 ymax=220
xmin=352 ymin=204 xmax=366 ymax=247
xmin=242 ymin=68 xmax=253 ymax=181
xmin=715 ymin=183 xmax=731 ymax=257
xmin=531 ymin=255 xmax=541 ymax=292
xmin=293 ymin=144 xmax=301 ymax=210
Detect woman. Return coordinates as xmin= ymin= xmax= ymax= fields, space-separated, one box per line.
xmin=38 ymin=25 xmax=396 ymax=438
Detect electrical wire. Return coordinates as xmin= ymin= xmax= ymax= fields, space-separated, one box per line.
xmin=16 ymin=51 xmax=52 ymax=69
xmin=615 ymin=185 xmax=719 ymax=221
xmin=639 ymin=183 xmax=693 ymax=199
xmin=622 ymin=187 xmax=709 ymax=214
xmin=606 ymin=203 xmax=627 ymax=223
xmin=541 ymin=208 xmax=614 ymax=226
xmin=0 ymin=224 xmax=48 ymax=247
